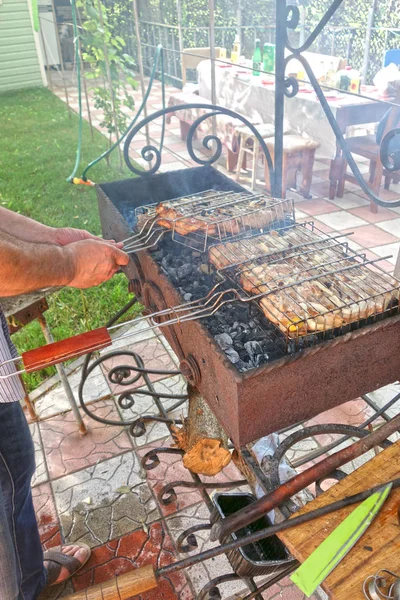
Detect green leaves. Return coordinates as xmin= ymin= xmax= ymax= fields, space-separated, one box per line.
xmin=79 ymin=0 xmax=136 ymax=136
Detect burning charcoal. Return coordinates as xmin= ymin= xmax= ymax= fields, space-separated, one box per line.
xmin=244 ymin=341 xmax=264 ymax=361
xmin=215 ymin=333 xmax=233 ymax=350
xmin=152 ymin=250 xmax=163 ymax=261
xmin=161 ymin=257 xmax=169 ymax=270
xmin=225 ymin=347 xmax=240 ymax=364
xmin=199 ymin=264 xmax=211 ymax=275
xmin=184 ymin=293 xmax=193 ymax=302
xmin=177 ymin=263 xmax=193 ymax=279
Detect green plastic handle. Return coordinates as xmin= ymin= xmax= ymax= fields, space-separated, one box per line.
xmin=290 ymin=483 xmax=392 ymax=597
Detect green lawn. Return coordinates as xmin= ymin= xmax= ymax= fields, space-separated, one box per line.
xmin=0 ymin=87 xmax=141 ymax=391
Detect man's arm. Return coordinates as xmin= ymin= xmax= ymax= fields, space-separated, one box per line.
xmin=0 ymin=232 xmax=129 ymax=296
xmin=0 ymin=207 xmax=114 ymax=247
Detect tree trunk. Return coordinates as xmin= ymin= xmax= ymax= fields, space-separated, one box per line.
xmin=172 ymin=384 xmax=231 ymax=476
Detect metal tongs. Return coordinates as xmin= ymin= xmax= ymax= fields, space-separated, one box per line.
xmin=364 ymin=570 xmax=400 ymax=599
xmin=0 ymin=282 xmax=239 ymax=380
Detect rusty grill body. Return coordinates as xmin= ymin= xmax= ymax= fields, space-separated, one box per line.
xmin=97 ymin=166 xmax=400 ymax=446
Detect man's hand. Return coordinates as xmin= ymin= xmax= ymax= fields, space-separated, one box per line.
xmin=66 ymin=240 xmax=129 ymax=289
xmin=53 ymin=227 xmax=123 ymax=249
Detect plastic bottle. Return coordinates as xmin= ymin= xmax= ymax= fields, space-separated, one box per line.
xmin=263 ymin=43 xmax=275 ymax=73
xmin=336 ymin=65 xmax=352 ymax=91
xmin=252 ymin=39 xmax=262 ymax=76
xmin=326 ymin=61 xmax=336 ymax=87
xmin=231 ymin=35 xmax=241 ymax=64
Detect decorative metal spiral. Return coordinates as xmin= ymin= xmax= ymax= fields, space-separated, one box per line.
xmin=123 ymin=103 xmax=276 ymax=192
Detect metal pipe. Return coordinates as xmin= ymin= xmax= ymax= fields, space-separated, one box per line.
xmin=39 ymin=19 xmax=53 ymax=90
xmin=274 ymin=0 xmax=286 ymax=198
xmin=362 ymin=0 xmax=378 ymax=84
xmin=210 ymin=412 xmax=400 ymax=541
xmin=176 ymin=0 xmax=184 ymax=83
xmin=77 ymin=10 xmax=94 ymax=139
xmin=209 ymin=0 xmax=217 ymax=140
xmin=133 ymin=0 xmax=152 ymax=155
xmin=50 ymin=0 xmax=70 ymax=113
xmin=37 ymin=314 xmax=86 ymax=434
xmin=96 ymin=0 xmax=123 ymax=169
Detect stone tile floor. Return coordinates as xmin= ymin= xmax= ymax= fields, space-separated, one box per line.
xmin=28 ymin=74 xmax=400 ymax=598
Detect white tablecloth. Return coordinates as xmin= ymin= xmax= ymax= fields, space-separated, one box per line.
xmin=197 ymin=60 xmax=383 ymax=159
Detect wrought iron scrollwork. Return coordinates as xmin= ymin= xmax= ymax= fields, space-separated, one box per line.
xmin=123 ymin=103 xmax=276 ymax=193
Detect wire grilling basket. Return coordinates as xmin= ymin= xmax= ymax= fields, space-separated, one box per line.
xmin=122 ymin=190 xmax=295 ymax=253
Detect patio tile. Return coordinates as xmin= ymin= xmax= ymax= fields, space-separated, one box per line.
xmin=367 ymin=383 xmax=400 ymax=420
xmin=329 ymin=192 xmax=369 ymax=210
xmin=53 ymin=452 xmax=159 ymax=548
xmin=34 ymin=386 xmax=75 ymax=420
xmin=306 ymin=398 xmax=373 ymax=431
xmin=101 ymin=337 xmax=178 ymax=394
xmin=309 ymin=219 xmax=334 ymax=233
xmin=316 ymin=211 xmax=368 ymax=231
xmin=40 ymin=400 xmax=132 ymax=479
xmin=136 ymin=438 xmax=202 ymax=516
xmin=370 ymin=242 xmax=400 ymax=265
xmin=72 ymin=521 xmax=193 ymax=599
xmin=68 ymin=366 xmax=111 ymax=404
xmin=376 ymin=217 xmax=400 ymax=237
xmin=101 ymin=320 xmax=158 ymax=353
xmin=349 ymin=206 xmax=399 ymax=224
xmin=165 ymin=161 xmax=190 ymax=171
xmin=309 ymin=181 xmax=331 ymax=198
xmin=294 ymin=208 xmax=308 ymax=220
xmin=114 ymin=375 xmax=188 ymax=448
xmin=32 ymin=483 xmax=61 ymax=550
xmin=30 ymin=421 xmax=48 ymax=487
xmin=296 ymin=199 xmax=338 ymax=216
xmin=343 ymin=225 xmax=399 ymax=249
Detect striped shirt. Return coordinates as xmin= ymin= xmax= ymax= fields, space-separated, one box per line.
xmin=0 ymin=307 xmax=24 ymax=403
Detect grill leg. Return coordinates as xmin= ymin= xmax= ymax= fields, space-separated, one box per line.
xmin=37 ymin=314 xmax=87 ymax=434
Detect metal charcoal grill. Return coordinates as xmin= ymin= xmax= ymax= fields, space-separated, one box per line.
xmin=96 ymin=165 xmax=400 ymax=446
xmin=122 ymin=188 xmax=294 ymax=253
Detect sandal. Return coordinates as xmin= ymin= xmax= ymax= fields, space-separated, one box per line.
xmin=44 ymin=543 xmax=91 ymax=586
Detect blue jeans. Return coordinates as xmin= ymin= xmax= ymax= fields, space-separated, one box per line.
xmin=0 ymin=401 xmax=46 ymax=599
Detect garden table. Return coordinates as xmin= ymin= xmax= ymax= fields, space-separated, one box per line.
xmin=197 ymin=59 xmax=389 ymax=198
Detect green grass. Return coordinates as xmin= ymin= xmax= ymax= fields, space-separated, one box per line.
xmin=0 ymin=87 xmax=141 ymax=391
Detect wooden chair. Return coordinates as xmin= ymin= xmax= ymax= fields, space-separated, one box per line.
xmin=235 ymin=125 xmax=319 ymax=197
xmin=336 ymin=88 xmax=400 ymax=212
xmin=263 ymin=135 xmax=320 ymax=198
xmin=235 ymin=124 xmax=275 ymax=190
xmin=181 ymin=47 xmax=222 ymax=88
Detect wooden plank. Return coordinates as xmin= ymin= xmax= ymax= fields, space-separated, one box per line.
xmin=278 ymin=441 xmax=400 ymax=600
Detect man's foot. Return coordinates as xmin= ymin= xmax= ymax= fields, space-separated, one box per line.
xmin=44 ymin=544 xmax=91 ymax=586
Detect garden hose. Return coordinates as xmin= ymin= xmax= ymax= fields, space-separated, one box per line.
xmin=80 ymin=44 xmax=166 ymax=182
xmin=67 ymin=0 xmax=83 ymax=183
xmin=67 ymin=0 xmax=167 ymax=185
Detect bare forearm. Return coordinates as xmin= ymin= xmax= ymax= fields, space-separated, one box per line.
xmin=0 ymin=207 xmax=57 ymax=245
xmin=0 ymin=232 xmax=74 ymax=296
